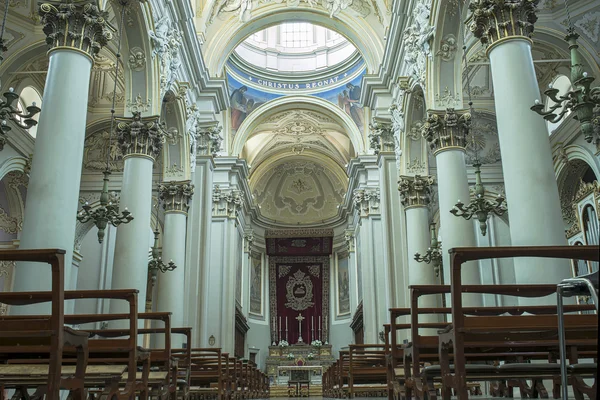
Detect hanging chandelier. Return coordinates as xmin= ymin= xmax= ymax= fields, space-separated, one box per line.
xmin=414 ymin=223 xmax=442 ymax=277
xmin=147 ymin=193 xmax=176 ymax=283
xmin=76 ymin=1 xmax=133 ymax=243
xmin=0 ymin=0 xmax=41 ymax=150
xmin=530 ymin=0 xmax=599 ymax=145
xmin=449 ymin=46 xmax=507 ymax=236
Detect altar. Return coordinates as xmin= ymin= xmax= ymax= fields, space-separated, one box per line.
xmin=265 ymin=343 xmax=335 ymax=389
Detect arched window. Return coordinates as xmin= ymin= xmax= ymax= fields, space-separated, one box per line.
xmin=17 ymin=86 xmax=43 ymax=138
xmin=545 ymin=75 xmax=572 ymax=135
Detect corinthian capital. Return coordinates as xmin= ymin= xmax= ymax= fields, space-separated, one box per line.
xmin=469 ymin=0 xmax=539 ymax=47
xmin=195 ymin=121 xmax=223 ymax=157
xmin=422 ymin=108 xmax=471 ymax=154
xmin=212 ymin=185 xmax=244 ymax=218
xmin=116 ymin=112 xmax=166 ymax=160
xmin=39 ymin=1 xmax=112 ymax=58
xmin=159 ymin=181 xmax=194 ymax=214
xmin=398 ymin=175 xmax=435 ymax=208
xmin=353 ymin=188 xmax=381 ymax=218
xmin=368 ymin=118 xmax=394 ymax=154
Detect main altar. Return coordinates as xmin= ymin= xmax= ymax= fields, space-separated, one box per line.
xmin=266 ymin=343 xmax=335 ymax=396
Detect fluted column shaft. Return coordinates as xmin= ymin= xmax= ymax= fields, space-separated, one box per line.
xmin=469 ymin=0 xmax=569 ymax=291
xmin=12 ymin=2 xmax=111 ymax=312
xmin=156 ymin=181 xmax=194 ymax=348
xmin=110 ymin=113 xmax=164 ymax=315
xmin=423 ymin=109 xmax=481 ymax=306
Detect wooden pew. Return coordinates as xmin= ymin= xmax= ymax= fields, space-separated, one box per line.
xmin=188 ymin=348 xmax=229 ymax=400
xmin=0 ymin=249 xmax=89 ymax=400
xmin=171 ymin=327 xmax=193 ymax=399
xmin=348 ymin=344 xmax=388 ymax=398
xmin=439 ymin=245 xmax=599 ymax=399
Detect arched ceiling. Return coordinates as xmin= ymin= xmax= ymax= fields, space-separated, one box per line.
xmin=242 ymin=108 xmax=354 ymax=170
xmin=243 ymin=106 xmax=353 ymax=226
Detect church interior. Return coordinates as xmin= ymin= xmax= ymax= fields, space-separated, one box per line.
xmin=0 ymin=0 xmax=598 ymax=398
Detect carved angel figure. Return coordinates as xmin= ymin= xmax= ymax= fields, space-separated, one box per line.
xmin=209 ymin=0 xmax=253 ymax=23
xmin=323 ymin=0 xmax=352 ymax=18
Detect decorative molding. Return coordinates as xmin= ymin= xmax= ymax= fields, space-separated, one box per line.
xmin=344 ymin=230 xmax=355 ymax=253
xmin=149 ymin=15 xmax=182 ymax=99
xmin=398 ymin=175 xmax=434 ymax=207
xmin=115 ymin=112 xmax=166 ymax=160
xmin=436 ymin=34 xmax=458 ymax=61
xmin=128 ymin=46 xmax=146 ymax=71
xmin=84 ymin=130 xmax=124 ymax=172
xmin=573 ymin=12 xmax=600 ymax=43
xmin=402 ymin=0 xmax=435 ymax=85
xmin=39 ymin=1 xmax=112 ymax=57
xmin=195 ymin=121 xmax=223 ymax=157
xmin=435 ymin=87 xmax=461 ymax=108
xmin=368 ymin=118 xmax=394 ymax=154
xmin=159 ymin=181 xmax=194 ymax=214
xmin=574 ymin=179 xmax=600 ymax=203
xmin=469 ymin=0 xmax=539 ymax=46
xmin=265 ymin=229 xmax=334 ymax=238
xmin=422 ymin=108 xmax=471 ymax=154
xmin=212 ymin=185 xmax=244 ymax=218
xmin=352 ymin=188 xmax=380 ymax=217
xmin=244 ymin=230 xmax=254 ymax=253
xmin=0 ymin=205 xmax=21 ymax=234
xmin=406 ymin=157 xmax=427 ymax=174
xmin=127 ymin=93 xmax=151 ymax=113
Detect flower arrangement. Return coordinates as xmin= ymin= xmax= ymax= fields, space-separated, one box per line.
xmin=307 ymin=352 xmax=315 ymax=360
xmin=279 ymin=340 xmax=289 ymax=347
xmin=311 ymin=340 xmax=323 ymax=347
xmin=287 ymin=353 xmax=295 ymax=360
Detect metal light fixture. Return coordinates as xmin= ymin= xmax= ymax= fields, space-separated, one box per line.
xmin=530 ymin=0 xmax=599 ymax=145
xmin=0 ymin=0 xmax=41 ymax=150
xmin=449 ymin=46 xmax=508 ymax=236
xmin=414 ymin=222 xmax=443 ymax=277
xmin=450 ymin=163 xmax=507 ymax=236
xmin=76 ymin=1 xmax=133 ymax=242
xmin=147 ymin=194 xmax=176 ymax=282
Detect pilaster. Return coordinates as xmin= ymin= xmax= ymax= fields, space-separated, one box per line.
xmin=368 ymin=118 xmax=395 ymax=155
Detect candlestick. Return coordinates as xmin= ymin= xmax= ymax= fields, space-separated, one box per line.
xmin=286 ymin=316 xmax=288 ymax=330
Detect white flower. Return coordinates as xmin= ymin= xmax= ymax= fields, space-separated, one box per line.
xmin=279 ymin=340 xmax=289 ymax=347
xmin=311 ymin=340 xmax=323 ymax=347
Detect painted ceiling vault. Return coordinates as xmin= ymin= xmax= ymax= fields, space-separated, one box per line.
xmin=245 ymin=107 xmax=352 ymax=225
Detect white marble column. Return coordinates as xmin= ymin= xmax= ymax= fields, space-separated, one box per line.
xmin=423 ymin=109 xmax=481 ymax=306
xmin=12 ymin=2 xmax=111 ymax=311
xmin=156 ymin=181 xmax=194 ymax=347
xmin=399 ymin=175 xmax=439 ymax=336
xmin=110 ymin=113 xmax=165 ymax=315
xmin=469 ymin=2 xmax=569 ymax=289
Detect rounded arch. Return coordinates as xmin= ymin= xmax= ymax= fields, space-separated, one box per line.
xmin=232 ymin=95 xmax=365 ymax=155
xmin=203 ymin=7 xmax=384 ymax=75
xmin=0 ymin=157 xmax=29 ymax=181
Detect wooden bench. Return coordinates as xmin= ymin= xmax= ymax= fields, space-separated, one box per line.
xmin=0 ymin=249 xmax=88 ymax=400
xmin=348 ymin=344 xmax=388 ymax=398
xmin=2 ymin=289 xmax=153 ymax=400
xmin=187 ymin=348 xmax=229 ymax=400
xmin=439 ymin=245 xmax=599 ymax=399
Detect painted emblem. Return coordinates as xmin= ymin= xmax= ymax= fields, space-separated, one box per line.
xmin=285 ymin=270 xmax=315 ymax=311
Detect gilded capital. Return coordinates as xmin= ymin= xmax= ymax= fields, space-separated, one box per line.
xmin=398 ymin=175 xmax=435 ymax=208
xmin=159 ymin=181 xmax=194 ymax=214
xmin=368 ymin=118 xmax=394 ymax=154
xmin=116 ymin=112 xmax=166 ymax=160
xmin=353 ymin=188 xmax=381 ymax=218
xmin=422 ymin=108 xmax=471 ymax=154
xmin=39 ymin=1 xmax=112 ymax=58
xmin=469 ymin=0 xmax=539 ymax=47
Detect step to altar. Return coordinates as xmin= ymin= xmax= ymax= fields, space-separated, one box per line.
xmin=269 ymin=384 xmax=323 ymax=397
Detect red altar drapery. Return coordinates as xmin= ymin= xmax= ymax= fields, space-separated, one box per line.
xmin=275 ymin=262 xmax=324 ymax=345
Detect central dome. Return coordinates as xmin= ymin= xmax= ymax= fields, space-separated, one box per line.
xmin=234 ymin=22 xmax=357 ymax=74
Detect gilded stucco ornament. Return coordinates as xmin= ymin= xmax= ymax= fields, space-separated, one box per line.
xmin=159 ymin=181 xmax=194 ymax=214
xmin=128 ymin=47 xmax=146 ymax=71
xmin=422 ymin=108 xmax=471 ymax=154
xmin=149 ymin=15 xmax=182 ymax=99
xmin=352 ymin=188 xmax=380 ymax=217
xmin=195 ymin=121 xmax=223 ymax=157
xmin=398 ymin=175 xmax=434 ymax=207
xmin=39 ymin=1 xmax=112 ymax=57
xmin=115 ymin=112 xmax=166 ymax=160
xmin=212 ymin=185 xmax=244 ymax=218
